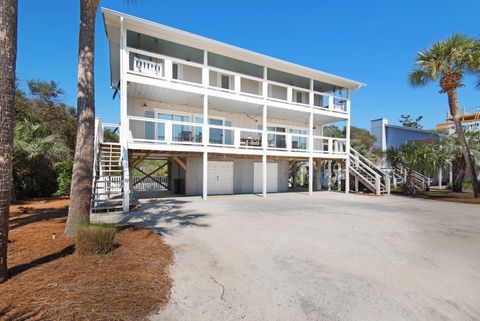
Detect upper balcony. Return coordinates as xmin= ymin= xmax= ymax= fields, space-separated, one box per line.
xmin=123 ymin=30 xmax=351 ymax=115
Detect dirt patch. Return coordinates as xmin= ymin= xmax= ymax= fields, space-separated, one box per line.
xmin=0 ymin=198 xmax=173 ymax=321
xmin=392 ymin=190 xmax=480 ymax=204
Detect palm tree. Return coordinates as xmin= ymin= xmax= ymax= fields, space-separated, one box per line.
xmin=13 ymin=120 xmax=69 ymax=163
xmin=0 ymin=0 xmax=18 ymax=283
xmin=409 ymin=34 xmax=480 ymax=197
xmin=442 ymin=131 xmax=480 ymax=192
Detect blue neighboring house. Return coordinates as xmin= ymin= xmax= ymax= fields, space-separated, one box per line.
xmin=370 ymin=118 xmax=443 ymax=152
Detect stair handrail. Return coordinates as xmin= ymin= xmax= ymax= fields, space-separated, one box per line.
xmin=349 ymin=148 xmax=390 ymax=194
xmin=349 ymin=153 xmax=382 ymax=183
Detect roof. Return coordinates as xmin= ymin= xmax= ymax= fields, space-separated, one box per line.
xmin=385 ymin=123 xmax=444 ymax=136
xmin=102 ymin=8 xmax=366 ymax=91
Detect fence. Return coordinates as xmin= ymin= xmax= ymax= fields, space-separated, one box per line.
xmin=132 ymin=176 xmax=168 ymax=191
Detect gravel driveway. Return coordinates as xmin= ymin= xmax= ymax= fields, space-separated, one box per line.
xmin=126 ymin=192 xmax=480 ymax=321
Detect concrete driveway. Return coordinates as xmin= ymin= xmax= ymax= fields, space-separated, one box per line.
xmin=125 ymin=192 xmax=480 ymax=321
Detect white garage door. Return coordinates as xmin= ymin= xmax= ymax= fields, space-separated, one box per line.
xmin=208 ymin=161 xmax=234 ymax=195
xmin=253 ymin=162 xmax=278 ymax=193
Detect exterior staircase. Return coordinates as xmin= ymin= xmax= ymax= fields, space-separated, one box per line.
xmin=390 ymin=164 xmax=431 ymax=190
xmin=91 ymin=142 xmax=124 ymax=214
xmin=348 ymin=148 xmax=390 ymax=195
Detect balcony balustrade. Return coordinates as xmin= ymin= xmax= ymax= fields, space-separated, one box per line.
xmin=127 ymin=116 xmax=347 ymax=155
xmin=126 ymin=47 xmax=349 ymax=114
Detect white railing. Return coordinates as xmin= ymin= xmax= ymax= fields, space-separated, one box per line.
xmin=132 ymin=176 xmax=168 ymax=191
xmin=127 ymin=115 xmax=347 ymax=155
xmin=125 ymin=47 xmax=350 ymax=114
xmin=393 ymin=164 xmax=431 ymax=190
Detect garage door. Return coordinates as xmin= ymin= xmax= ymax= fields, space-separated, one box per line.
xmin=253 ymin=162 xmax=278 ymax=193
xmin=208 ymin=161 xmax=234 ymax=195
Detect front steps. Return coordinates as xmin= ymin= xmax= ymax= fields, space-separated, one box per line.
xmin=348 ymin=148 xmax=389 ymax=195
xmin=91 ymin=143 xmax=124 ymax=215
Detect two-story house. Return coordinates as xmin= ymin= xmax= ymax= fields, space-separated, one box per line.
xmin=93 ymin=9 xmax=389 ymax=215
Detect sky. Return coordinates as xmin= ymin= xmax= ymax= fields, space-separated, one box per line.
xmin=17 ymin=0 xmax=480 ymax=130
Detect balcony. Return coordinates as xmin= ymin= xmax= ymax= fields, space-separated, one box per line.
xmin=127 ymin=116 xmax=347 ymax=156
xmin=126 ymin=47 xmax=350 ymax=114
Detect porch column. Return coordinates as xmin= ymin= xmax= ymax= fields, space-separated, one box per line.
xmin=308 ymin=156 xmax=313 ymax=195
xmin=119 ymin=20 xmax=130 ymax=213
xmin=449 ymin=162 xmax=453 ymax=186
xmin=327 ymin=161 xmax=332 ymax=191
xmin=337 ymin=163 xmax=342 ymax=192
xmin=438 ymin=168 xmax=443 ymax=188
xmin=202 ymin=151 xmax=208 ymax=200
xmin=262 ymin=154 xmax=267 ymax=197
xmin=262 ymin=104 xmax=267 ymax=198
xmin=316 ymin=159 xmax=322 ymax=191
xmin=203 ymin=94 xmax=209 ymax=146
xmin=344 ymin=103 xmax=351 ymax=194
xmin=354 ymin=176 xmax=359 ymax=192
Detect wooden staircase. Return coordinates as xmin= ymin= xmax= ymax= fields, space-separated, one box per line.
xmin=91 ymin=143 xmax=124 ymax=214
xmin=348 ymin=148 xmax=390 ymax=195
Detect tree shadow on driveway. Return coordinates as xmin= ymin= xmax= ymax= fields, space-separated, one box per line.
xmin=120 ymin=198 xmax=209 ymax=234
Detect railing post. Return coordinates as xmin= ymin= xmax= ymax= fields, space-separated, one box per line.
xmin=328 ymin=138 xmax=333 ymax=154
xmin=287 ymin=87 xmax=293 ymax=103
xmin=165 ymin=122 xmax=172 ymax=144
xmin=286 ymin=133 xmax=292 ymax=151
xmin=328 ymin=96 xmax=334 ymax=110
xmin=202 ymin=51 xmax=209 ymax=88
xmin=234 ymin=75 xmax=241 ymax=94
xmin=164 ymin=59 xmax=173 ymax=80
xmin=234 ymin=128 xmax=241 ymax=148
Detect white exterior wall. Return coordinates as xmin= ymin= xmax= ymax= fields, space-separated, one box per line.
xmin=184 ymin=156 xmax=288 ymax=196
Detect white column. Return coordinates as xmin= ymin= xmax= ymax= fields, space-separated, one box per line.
xmin=202 ymin=51 xmax=209 ymax=88
xmin=308 ymin=156 xmax=313 ymax=195
xmin=337 ymin=163 xmax=342 ymax=192
xmin=438 ymin=168 xmax=443 ymax=188
xmin=120 ymin=18 xmax=130 ymax=213
xmin=309 ymin=112 xmax=314 ymax=153
xmin=316 ymin=160 xmax=322 ymax=191
xmin=345 ymin=115 xmax=351 ymax=194
xmin=354 ymin=177 xmax=359 ymax=192
xmin=262 ymin=104 xmax=267 ymax=198
xmin=164 ymin=59 xmax=173 ymax=80
xmin=449 ymin=162 xmax=453 ymax=185
xmin=202 ymin=151 xmax=208 ymax=200
xmin=262 ymin=154 xmax=267 ymax=198
xmin=327 ymin=161 xmax=332 ymax=191
xmin=262 ymin=67 xmax=268 ymax=98
xmin=203 ymin=95 xmax=209 ymax=145
xmin=309 ymin=79 xmax=314 ymax=108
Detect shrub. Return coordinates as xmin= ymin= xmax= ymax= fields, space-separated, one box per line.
xmin=53 ymin=160 xmax=73 ymax=196
xmin=75 ymin=224 xmax=117 ymax=255
xmin=463 ymin=181 xmax=472 ymax=191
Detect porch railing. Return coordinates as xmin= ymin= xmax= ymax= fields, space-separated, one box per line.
xmin=127 ymin=115 xmax=347 ymax=155
xmin=126 ymin=47 xmax=349 ymax=114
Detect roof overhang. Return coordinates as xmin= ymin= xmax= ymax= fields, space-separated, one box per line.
xmin=102 ymin=8 xmax=366 ymax=92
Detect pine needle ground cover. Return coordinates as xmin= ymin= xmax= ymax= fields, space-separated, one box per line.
xmin=0 ymin=198 xmax=173 ymax=321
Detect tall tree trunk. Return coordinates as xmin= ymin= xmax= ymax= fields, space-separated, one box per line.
xmin=0 ymin=0 xmax=18 ymax=283
xmin=65 ymin=0 xmax=100 ymax=236
xmin=447 ymin=89 xmax=480 ymax=198
xmin=452 ymin=155 xmax=466 ymax=192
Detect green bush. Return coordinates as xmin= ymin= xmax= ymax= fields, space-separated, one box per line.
xmin=53 ymin=160 xmax=73 ymax=196
xmin=75 ymin=224 xmax=117 ymax=255
xmin=463 ymin=181 xmax=472 ymax=191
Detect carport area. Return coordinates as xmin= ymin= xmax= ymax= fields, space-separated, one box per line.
xmin=124 ymin=192 xmax=480 ymax=321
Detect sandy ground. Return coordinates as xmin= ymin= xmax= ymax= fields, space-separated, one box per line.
xmin=125 ymin=192 xmax=480 ymax=321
